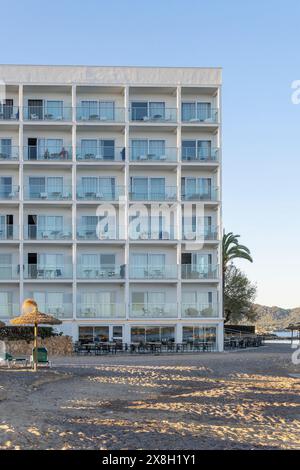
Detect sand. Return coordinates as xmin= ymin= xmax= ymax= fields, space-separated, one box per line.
xmin=0 ymin=343 xmax=299 ymax=450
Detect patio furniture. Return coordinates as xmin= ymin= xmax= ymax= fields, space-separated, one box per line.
xmin=30 ymin=347 xmax=51 ymax=367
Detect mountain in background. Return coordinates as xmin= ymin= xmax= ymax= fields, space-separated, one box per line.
xmin=251 ymin=304 xmax=300 ymax=331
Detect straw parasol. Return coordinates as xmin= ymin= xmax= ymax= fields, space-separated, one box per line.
xmin=10 ymin=299 xmax=62 ymax=371
xmin=0 ymin=321 xmax=5 ymax=328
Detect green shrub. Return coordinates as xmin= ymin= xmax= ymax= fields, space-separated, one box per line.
xmin=0 ymin=326 xmax=56 ymax=342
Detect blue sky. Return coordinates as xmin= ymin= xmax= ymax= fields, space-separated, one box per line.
xmin=2 ymin=0 xmax=300 ymax=307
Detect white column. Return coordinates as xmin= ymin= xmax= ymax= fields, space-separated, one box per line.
xmin=71 ymin=84 xmax=77 ymax=322
xmin=124 ymin=85 xmax=130 ymax=322
xmin=18 ymin=84 xmax=24 ymax=307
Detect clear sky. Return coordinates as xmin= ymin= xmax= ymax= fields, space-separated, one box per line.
xmin=1 ymin=0 xmax=299 ymax=308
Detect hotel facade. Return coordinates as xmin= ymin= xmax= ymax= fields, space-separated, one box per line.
xmin=0 ymin=65 xmax=223 ymax=350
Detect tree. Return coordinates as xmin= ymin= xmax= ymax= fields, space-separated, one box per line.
xmin=222 ymin=232 xmax=253 ymax=273
xmin=224 ymin=264 xmax=257 ymax=324
xmin=222 ymin=232 xmax=253 ymax=319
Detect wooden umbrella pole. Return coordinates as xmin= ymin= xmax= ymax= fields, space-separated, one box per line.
xmin=33 ymin=322 xmax=38 ymax=371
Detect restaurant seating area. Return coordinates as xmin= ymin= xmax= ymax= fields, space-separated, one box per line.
xmin=74 ymin=340 xmax=217 ymax=355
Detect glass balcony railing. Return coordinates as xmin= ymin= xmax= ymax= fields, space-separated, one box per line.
xmin=129 ymin=303 xmax=178 ymax=319
xmin=129 ymin=147 xmax=178 ymax=162
xmin=181 ymin=264 xmax=219 ymax=280
xmin=0 ymin=185 xmax=19 ymax=200
xmin=0 ymin=304 xmax=20 ymax=319
xmin=129 ymin=265 xmax=178 ymax=279
xmin=77 ymin=264 xmax=125 ymax=280
xmin=76 ymin=107 xmax=125 ymax=122
xmin=76 ymin=146 xmax=125 ymax=162
xmin=77 ymin=225 xmax=125 ymax=240
xmin=24 ymin=185 xmax=72 ymax=200
xmin=24 ymin=225 xmax=73 ymax=240
xmin=0 ymin=225 xmax=19 ymax=240
xmin=181 ymin=147 xmax=219 ymax=162
xmin=130 ymin=107 xmax=177 ymax=122
xmin=181 ymin=187 xmax=219 ymax=201
xmin=129 ymin=226 xmax=177 ymax=241
xmin=77 ymin=303 xmax=125 ymax=319
xmin=37 ymin=304 xmax=73 ymax=319
xmin=0 ymin=106 xmax=19 ymax=121
xmin=76 ymin=185 xmax=124 ymax=201
xmin=181 ymin=303 xmax=219 ymax=318
xmin=23 ymin=106 xmax=72 ymax=121
xmin=24 ymin=264 xmax=73 ymax=280
xmin=182 ymin=108 xmax=219 ymax=123
xmin=24 ymin=146 xmax=72 ymax=161
xmin=0 ymin=265 xmax=19 ymax=280
xmin=0 ymin=146 xmax=19 ymax=161
xmin=130 ymin=186 xmax=177 ymax=201
xmin=182 ymin=226 xmax=219 ymax=241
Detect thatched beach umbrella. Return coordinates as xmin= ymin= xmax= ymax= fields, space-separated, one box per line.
xmin=10 ymin=299 xmax=62 ymax=371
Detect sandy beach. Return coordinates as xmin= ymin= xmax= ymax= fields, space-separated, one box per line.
xmin=0 ymin=343 xmax=299 ymax=450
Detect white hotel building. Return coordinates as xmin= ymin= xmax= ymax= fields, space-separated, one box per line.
xmin=0 ymin=65 xmax=223 ymax=350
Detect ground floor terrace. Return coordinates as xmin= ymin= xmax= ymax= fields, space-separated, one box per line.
xmin=61 ymin=321 xmax=224 ymax=352
xmin=0 ymin=343 xmax=299 ymax=450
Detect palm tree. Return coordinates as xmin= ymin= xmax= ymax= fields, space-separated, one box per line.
xmin=222 ymin=232 xmax=253 ymax=273
xmin=222 ymin=232 xmax=253 ymax=320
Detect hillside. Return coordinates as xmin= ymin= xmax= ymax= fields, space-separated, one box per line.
xmin=252 ymin=304 xmax=300 ymax=331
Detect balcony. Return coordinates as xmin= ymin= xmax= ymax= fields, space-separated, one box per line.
xmin=0 ymin=265 xmax=19 ymax=280
xmin=129 ymin=303 xmax=178 ymax=319
xmin=24 ymin=185 xmax=72 ymax=201
xmin=77 ymin=146 xmax=125 ymax=162
xmin=76 ymin=106 xmax=125 ymax=122
xmin=129 ymin=226 xmax=177 ymax=241
xmin=24 ymin=264 xmax=73 ymax=280
xmin=182 ymin=108 xmax=218 ymax=123
xmin=24 ymin=225 xmax=72 ymax=240
xmin=129 ymin=147 xmax=177 ymax=162
xmin=24 ymin=145 xmax=72 ymax=161
xmin=77 ymin=303 xmax=125 ymax=319
xmin=181 ymin=264 xmax=219 ymax=280
xmin=0 ymin=106 xmax=19 ymax=121
xmin=41 ymin=304 xmax=73 ymax=319
xmin=23 ymin=106 xmax=72 ymax=121
xmin=182 ymin=147 xmax=219 ymax=162
xmin=129 ymin=186 xmax=177 ymax=202
xmin=0 ymin=146 xmax=19 ymax=161
xmin=77 ymin=264 xmax=125 ymax=280
xmin=182 ymin=226 xmax=219 ymax=242
xmin=181 ymin=303 xmax=219 ymax=318
xmin=77 ymin=225 xmax=125 ymax=240
xmin=0 ymin=304 xmax=19 ymax=319
xmin=77 ymin=185 xmax=124 ymax=201
xmin=0 ymin=185 xmax=19 ymax=200
xmin=0 ymin=225 xmax=19 ymax=240
xmin=181 ymin=187 xmax=219 ymax=202
xmin=130 ymin=107 xmax=177 ymax=122
xmin=129 ymin=265 xmax=178 ymax=280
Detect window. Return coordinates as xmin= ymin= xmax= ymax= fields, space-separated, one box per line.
xmin=182 ymin=326 xmax=216 ymax=346
xmin=181 ymin=177 xmax=212 ymax=199
xmin=131 ymin=101 xmax=165 ymax=121
xmin=81 ymin=177 xmax=115 ymax=198
xmin=0 ymin=291 xmax=12 ymax=316
xmin=28 ymin=176 xmax=63 ymax=197
xmin=0 ymin=254 xmax=12 ymax=279
xmin=0 ymin=139 xmax=12 ymax=159
xmin=0 ymin=176 xmax=12 ymax=198
xmin=131 ymin=177 xmax=166 ymax=200
xmin=79 ymin=101 xmax=115 ymax=121
xmin=182 ymin=102 xmax=212 ymax=121
xmin=131 ymin=326 xmax=175 ymax=343
xmin=46 ymin=101 xmax=63 ymax=119
xmin=37 ymin=139 xmax=63 ymax=159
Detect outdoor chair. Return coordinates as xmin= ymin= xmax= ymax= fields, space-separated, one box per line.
xmin=30 ymin=347 xmax=51 ymax=368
